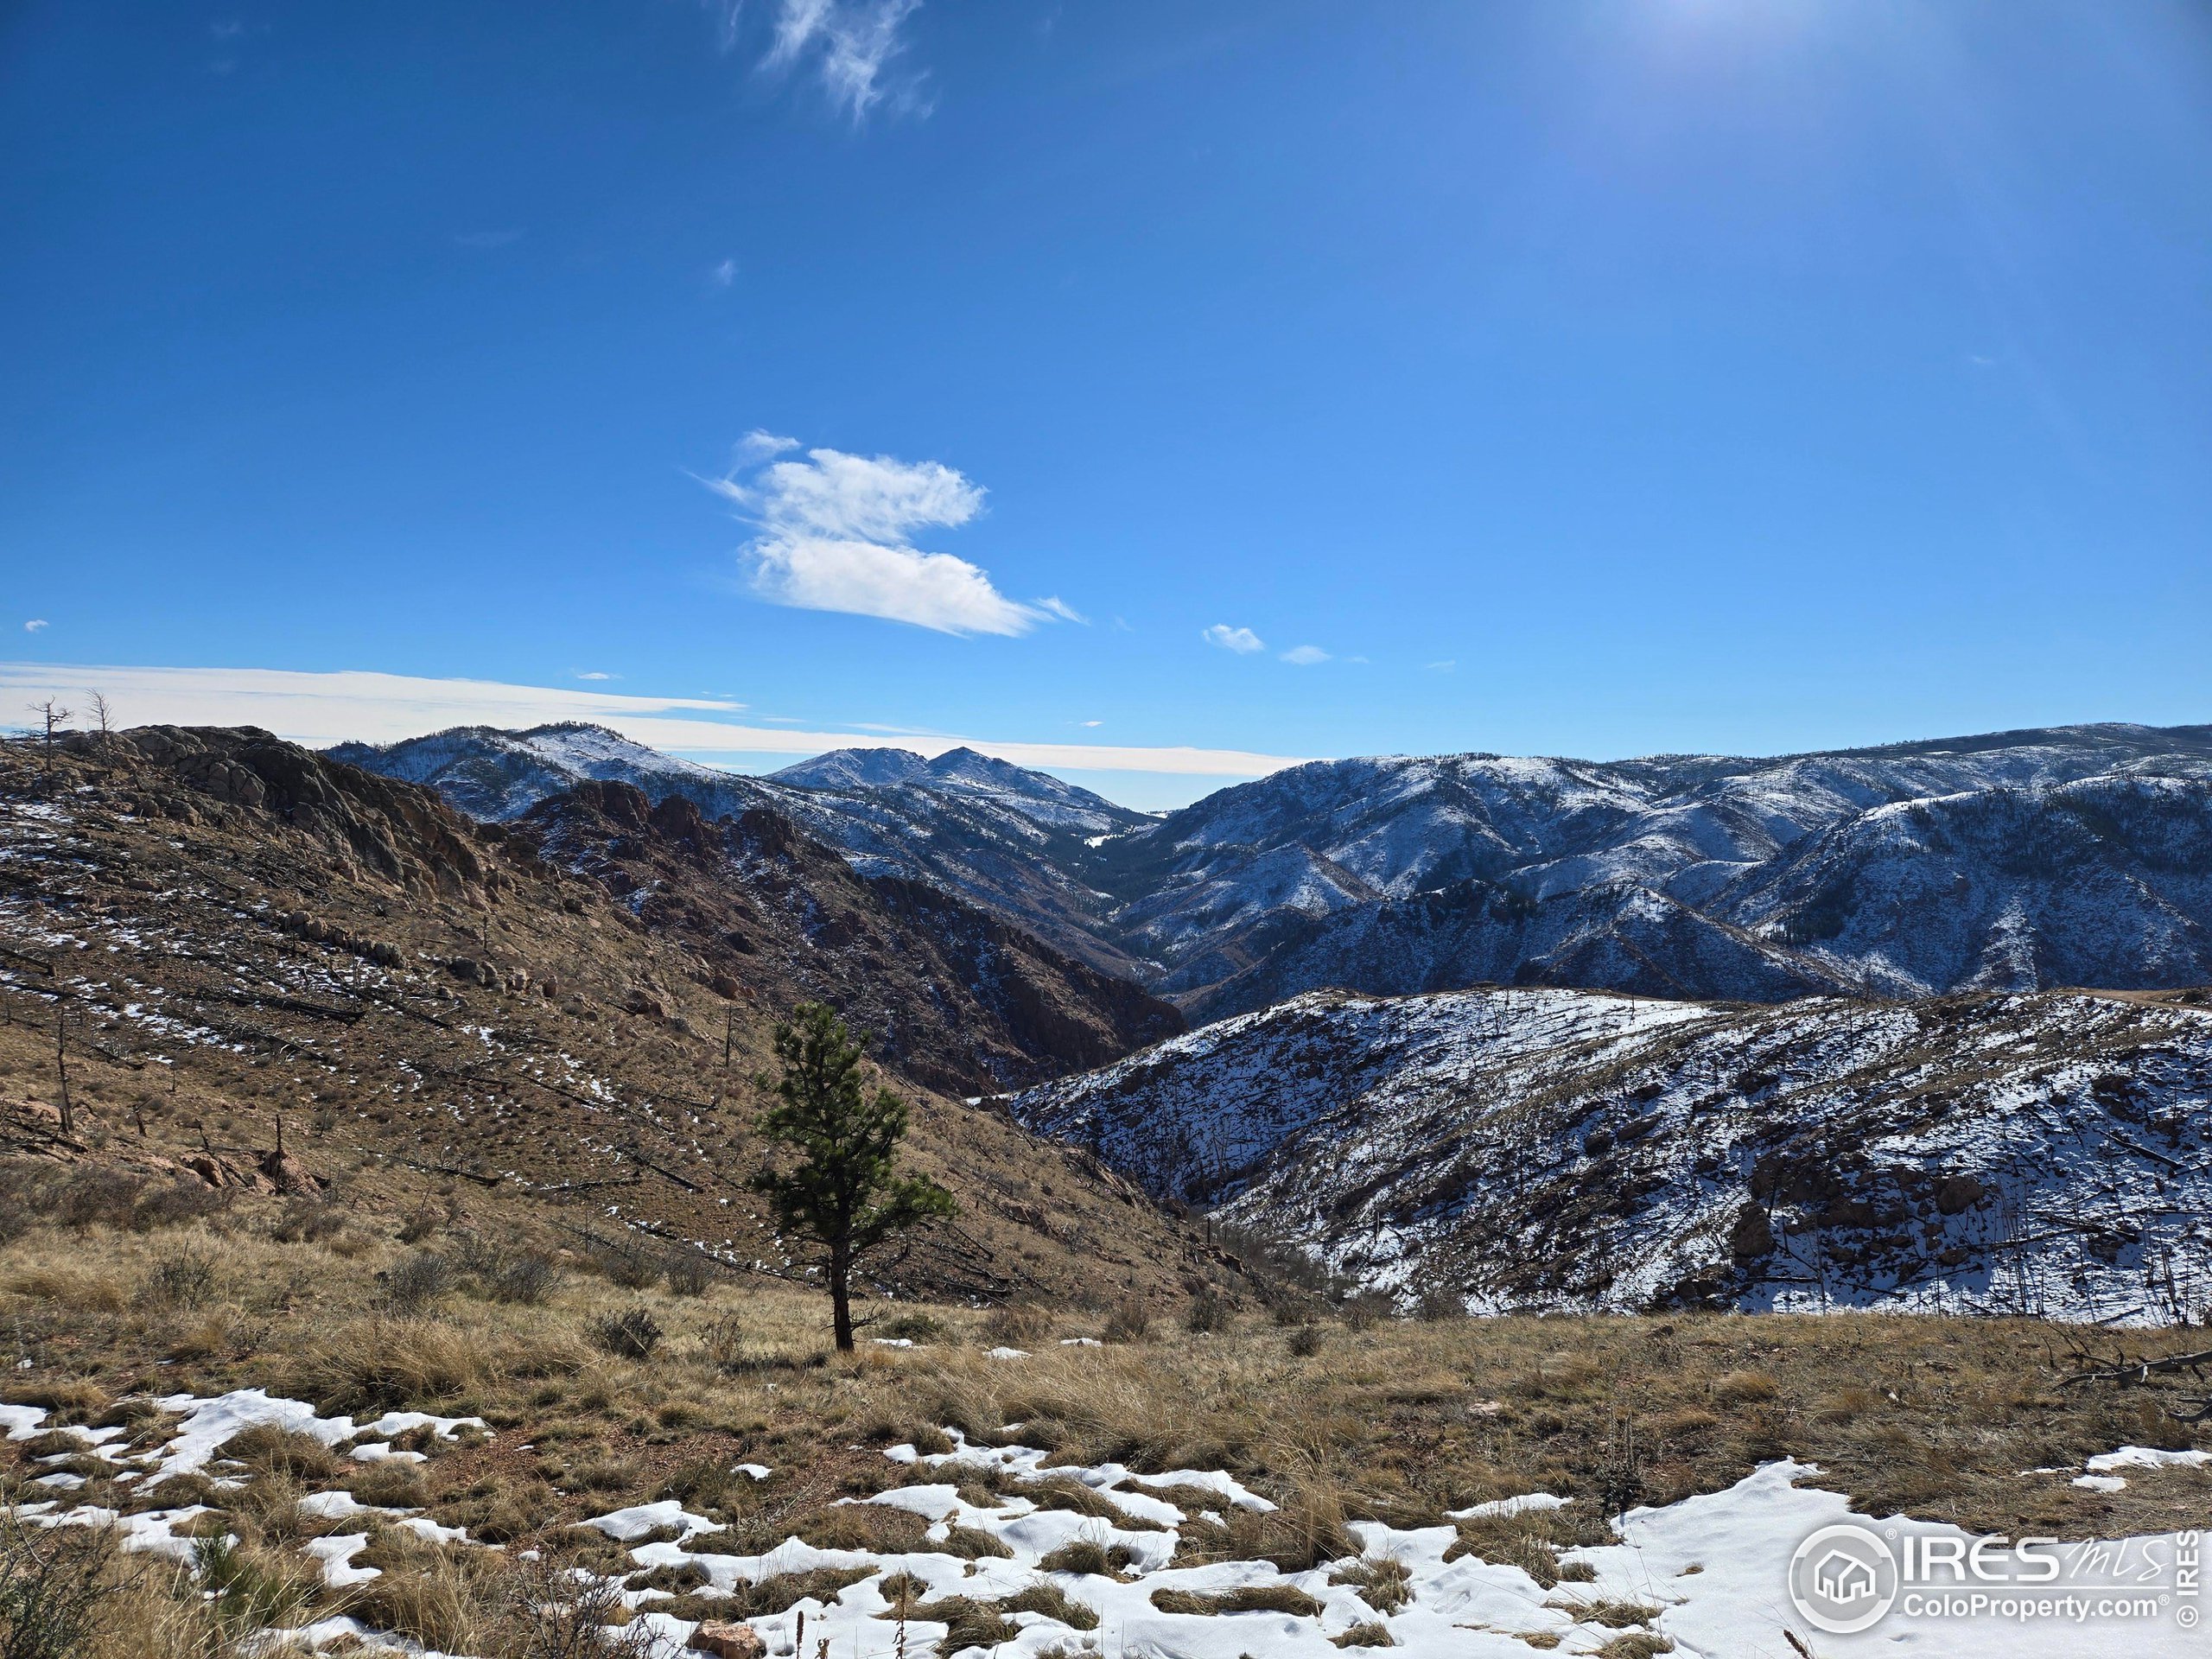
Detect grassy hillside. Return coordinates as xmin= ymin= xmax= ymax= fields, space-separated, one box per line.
xmin=0 ymin=728 xmax=1224 ymax=1313
xmin=0 ymin=1179 xmax=2205 ymax=1656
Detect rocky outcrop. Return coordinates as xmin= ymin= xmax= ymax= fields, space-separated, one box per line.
xmin=108 ymin=727 xmax=507 ymax=902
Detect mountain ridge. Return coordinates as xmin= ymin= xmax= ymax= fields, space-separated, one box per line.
xmin=336 ymin=720 xmax=2212 ymax=1015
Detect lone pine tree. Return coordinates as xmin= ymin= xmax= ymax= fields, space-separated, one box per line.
xmin=752 ymin=1001 xmax=956 ymax=1351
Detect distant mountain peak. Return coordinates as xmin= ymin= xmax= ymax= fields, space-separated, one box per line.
xmin=769 ymin=747 xmax=934 ymax=789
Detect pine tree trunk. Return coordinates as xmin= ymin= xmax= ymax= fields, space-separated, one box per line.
xmin=830 ymin=1241 xmax=855 ymax=1351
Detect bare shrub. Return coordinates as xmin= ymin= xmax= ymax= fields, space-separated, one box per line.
xmin=1215 ymin=1222 xmax=1337 ymax=1300
xmin=57 ymin=1170 xmax=148 ymax=1231
xmin=1101 ymin=1299 xmax=1152 ymax=1344
xmin=663 ymin=1253 xmax=713 ymax=1297
xmin=487 ymin=1253 xmax=562 ymax=1306
xmin=1340 ymin=1292 xmax=1395 ymax=1330
xmin=698 ymin=1311 xmax=753 ymax=1374
xmin=1183 ymin=1290 xmax=1232 ymax=1335
xmin=270 ymin=1198 xmax=344 ymax=1244
xmin=588 ymin=1306 xmax=663 ymax=1361
xmin=142 ymin=1247 xmax=221 ymax=1311
xmin=584 ymin=1239 xmax=659 ymax=1291
xmin=1414 ymin=1281 xmax=1466 ymax=1322
xmin=0 ymin=1513 xmax=114 ymax=1657
xmin=382 ymin=1251 xmax=456 ymax=1315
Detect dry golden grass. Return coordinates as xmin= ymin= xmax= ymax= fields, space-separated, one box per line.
xmin=0 ymin=1168 xmax=2205 ymax=1659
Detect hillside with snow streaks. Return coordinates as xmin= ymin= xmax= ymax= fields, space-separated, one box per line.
xmin=1010 ymin=986 xmax=2212 ymax=1323
xmin=340 ymin=721 xmax=2212 ymax=1012
xmin=1103 ymin=723 xmax=2212 ymax=1015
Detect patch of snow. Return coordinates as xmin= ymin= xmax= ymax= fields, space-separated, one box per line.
xmin=580 ymin=1500 xmax=717 ymax=1542
xmin=2085 ymin=1446 xmax=2212 ymax=1474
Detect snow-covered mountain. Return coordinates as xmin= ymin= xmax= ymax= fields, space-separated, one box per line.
xmin=337 ymin=721 xmax=2212 ymax=1012
xmin=1091 ymin=722 xmax=2212 ymax=1014
xmin=1008 ymin=983 xmax=2212 ymax=1323
xmin=328 ymin=721 xmax=775 ymax=823
xmin=770 ymin=745 xmax=1133 ymax=836
xmin=330 ymin=725 xmax=1154 ymax=976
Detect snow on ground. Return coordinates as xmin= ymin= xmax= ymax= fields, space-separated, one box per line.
xmin=145 ymin=1388 xmax=486 ymax=1482
xmin=5 ymin=1389 xmax=2203 ymax=1657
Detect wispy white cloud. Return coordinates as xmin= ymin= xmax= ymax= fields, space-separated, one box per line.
xmin=702 ymin=440 xmax=1060 ymax=637
xmin=1035 ymin=596 xmax=1086 ymax=625
xmin=739 ymin=429 xmax=800 ymax=459
xmin=755 ymin=0 xmax=928 ymax=124
xmin=710 ymin=257 xmax=739 ymax=287
xmin=1280 ymin=645 xmax=1329 ymax=665
xmin=23 ymin=620 xmax=48 ymax=633
xmin=1426 ymin=659 xmax=1455 ymax=672
xmin=0 ymin=664 xmax=1308 ymax=779
xmin=575 ymin=671 xmax=619 ymax=682
xmin=703 ymin=0 xmax=745 ymax=52
xmin=1203 ymin=624 xmax=1265 ymax=654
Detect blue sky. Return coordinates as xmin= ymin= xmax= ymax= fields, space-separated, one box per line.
xmin=3 ymin=1 xmax=2208 ymax=808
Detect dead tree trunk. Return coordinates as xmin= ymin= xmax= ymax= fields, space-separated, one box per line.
xmin=54 ymin=999 xmax=72 ymax=1139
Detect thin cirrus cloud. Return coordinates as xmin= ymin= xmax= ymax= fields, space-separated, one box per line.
xmin=701 ymin=435 xmax=1067 ymax=638
xmin=1203 ymin=624 xmax=1266 ymax=654
xmin=0 ymin=664 xmax=1309 ymax=781
xmin=23 ymin=620 xmax=48 ymax=633
xmin=709 ymin=0 xmax=929 ymax=124
xmin=1280 ymin=645 xmax=1330 ymax=665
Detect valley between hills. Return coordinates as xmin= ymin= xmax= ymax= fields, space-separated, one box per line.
xmin=1 ymin=720 xmax=2207 ymax=1659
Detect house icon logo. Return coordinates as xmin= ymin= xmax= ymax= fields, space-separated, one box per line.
xmin=1789 ymin=1523 xmax=1900 ymax=1635
xmin=1814 ymin=1548 xmax=1878 ymax=1604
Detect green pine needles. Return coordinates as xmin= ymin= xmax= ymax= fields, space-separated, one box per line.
xmin=752 ymin=1002 xmax=956 ymax=1351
